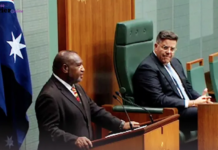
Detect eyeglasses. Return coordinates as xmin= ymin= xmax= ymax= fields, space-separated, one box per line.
xmin=159 ymin=44 xmax=177 ymax=53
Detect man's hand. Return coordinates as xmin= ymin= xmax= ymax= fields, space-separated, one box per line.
xmin=123 ymin=121 xmax=140 ymax=130
xmin=202 ymin=88 xmax=213 ymax=104
xmin=191 ymin=88 xmax=213 ymax=107
xmin=75 ymin=137 xmax=93 ymax=150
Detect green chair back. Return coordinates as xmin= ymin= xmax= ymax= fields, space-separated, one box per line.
xmin=114 ymin=19 xmax=153 ymax=104
xmin=185 ymin=59 xmax=204 ymax=143
xmin=186 ymin=58 xmax=206 ymax=94
xmin=209 ymin=52 xmax=218 ymax=101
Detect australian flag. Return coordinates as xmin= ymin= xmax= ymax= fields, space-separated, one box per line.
xmin=0 ymin=0 xmax=32 ymax=150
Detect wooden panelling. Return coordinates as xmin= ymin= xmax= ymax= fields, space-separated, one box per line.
xmin=57 ymin=0 xmax=67 ymax=50
xmin=144 ymin=120 xmax=179 ymax=150
xmin=92 ymin=115 xmax=179 ymax=150
xmin=58 ymin=0 xmax=134 ymax=105
xmin=198 ymin=103 xmax=218 ymax=150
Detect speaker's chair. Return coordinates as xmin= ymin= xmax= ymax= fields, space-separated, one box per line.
xmin=102 ymin=19 xmax=177 ymax=137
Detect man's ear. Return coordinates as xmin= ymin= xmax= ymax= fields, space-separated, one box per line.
xmin=62 ymin=64 xmax=68 ymax=73
xmin=154 ymin=43 xmax=158 ymax=48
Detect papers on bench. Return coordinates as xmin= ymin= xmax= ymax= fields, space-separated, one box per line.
xmin=105 ymin=125 xmax=147 ymax=138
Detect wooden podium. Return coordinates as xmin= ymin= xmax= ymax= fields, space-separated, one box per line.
xmin=91 ymin=114 xmax=179 ymax=150
xmin=198 ymin=103 xmax=218 ymax=150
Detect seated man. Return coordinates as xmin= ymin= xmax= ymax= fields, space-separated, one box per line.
xmin=133 ymin=30 xmax=212 ymax=133
xmin=35 ymin=50 xmax=140 ymax=150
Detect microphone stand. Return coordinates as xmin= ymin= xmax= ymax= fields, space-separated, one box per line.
xmin=112 ymin=95 xmax=134 ymax=130
xmin=115 ymin=91 xmax=154 ymax=123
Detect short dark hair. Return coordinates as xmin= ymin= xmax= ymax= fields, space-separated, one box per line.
xmin=156 ymin=30 xmax=178 ymax=43
xmin=52 ymin=50 xmax=77 ymax=74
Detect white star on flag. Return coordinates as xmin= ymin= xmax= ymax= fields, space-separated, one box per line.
xmin=7 ymin=32 xmax=26 ymax=63
xmin=5 ymin=136 xmax=14 ymax=149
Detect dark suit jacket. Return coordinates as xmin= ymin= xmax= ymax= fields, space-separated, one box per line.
xmin=133 ymin=53 xmax=200 ymax=108
xmin=35 ymin=75 xmax=121 ymax=150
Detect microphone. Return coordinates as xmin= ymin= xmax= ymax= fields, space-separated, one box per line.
xmin=115 ymin=91 xmax=154 ymax=123
xmin=112 ymin=95 xmax=133 ymax=131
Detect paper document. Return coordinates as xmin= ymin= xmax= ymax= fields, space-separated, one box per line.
xmin=105 ymin=125 xmax=147 ymax=138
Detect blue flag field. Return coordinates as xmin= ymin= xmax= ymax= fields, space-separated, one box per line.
xmin=0 ymin=0 xmax=32 ymax=149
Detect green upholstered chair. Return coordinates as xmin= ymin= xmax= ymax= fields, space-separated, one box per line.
xmin=110 ymin=19 xmax=197 ymax=149
xmin=101 ymin=19 xmax=178 ymax=138
xmin=186 ymin=58 xmax=215 ymax=101
xmin=185 ymin=58 xmax=208 ymax=145
xmin=209 ymin=52 xmax=218 ymax=101
xmin=186 ymin=58 xmax=206 ymax=94
xmin=112 ymin=19 xmax=175 ymax=114
xmin=114 ymin=19 xmax=153 ymax=105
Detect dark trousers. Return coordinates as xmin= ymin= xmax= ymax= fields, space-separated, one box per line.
xmin=179 ymin=107 xmax=198 ymax=150
xmin=178 ymin=107 xmax=198 ymax=132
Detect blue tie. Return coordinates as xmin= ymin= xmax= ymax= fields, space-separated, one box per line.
xmin=166 ymin=63 xmax=189 ymax=100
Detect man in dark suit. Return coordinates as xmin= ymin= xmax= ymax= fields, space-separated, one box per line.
xmin=35 ymin=50 xmax=139 ymax=150
xmin=133 ymin=30 xmax=212 ymax=133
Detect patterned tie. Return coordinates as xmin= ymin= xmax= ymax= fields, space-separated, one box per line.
xmin=71 ymin=86 xmax=81 ymax=102
xmin=166 ymin=63 xmax=189 ymax=101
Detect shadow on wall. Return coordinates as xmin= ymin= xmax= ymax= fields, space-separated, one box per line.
xmin=93 ymin=43 xmax=114 ymax=106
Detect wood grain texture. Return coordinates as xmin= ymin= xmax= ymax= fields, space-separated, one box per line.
xmin=92 ymin=135 xmax=144 ymax=150
xmin=58 ymin=0 xmax=134 ymax=105
xmin=198 ymin=103 xmax=218 ymax=150
xmin=57 ymin=0 xmax=67 ymax=50
xmin=91 ymin=115 xmax=179 ymax=150
xmin=144 ymin=120 xmax=179 ymax=150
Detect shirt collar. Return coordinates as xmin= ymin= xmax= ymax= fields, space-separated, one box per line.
xmin=53 ymin=73 xmax=75 ymax=91
xmin=153 ymin=50 xmax=157 ymax=56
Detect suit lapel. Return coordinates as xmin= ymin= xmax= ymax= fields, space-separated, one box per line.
xmin=75 ymin=84 xmax=90 ymax=122
xmin=75 ymin=84 xmax=92 ymax=137
xmin=52 ymin=76 xmax=87 ymax=117
xmin=150 ymin=53 xmax=181 ymax=98
xmin=62 ymin=89 xmax=87 ymax=116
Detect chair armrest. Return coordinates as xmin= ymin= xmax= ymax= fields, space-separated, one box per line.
xmin=112 ymin=105 xmax=163 ymax=114
xmin=102 ymin=104 xmax=178 ymax=116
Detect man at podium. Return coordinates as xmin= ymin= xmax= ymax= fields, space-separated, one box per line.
xmin=35 ymin=50 xmax=140 ymax=150
xmin=133 ymin=30 xmax=212 ymax=133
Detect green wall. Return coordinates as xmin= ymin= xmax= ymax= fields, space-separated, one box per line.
xmin=15 ymin=0 xmax=58 ymax=149
xmin=135 ymin=0 xmax=218 ymax=72
xmin=49 ymin=0 xmax=58 ymax=74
